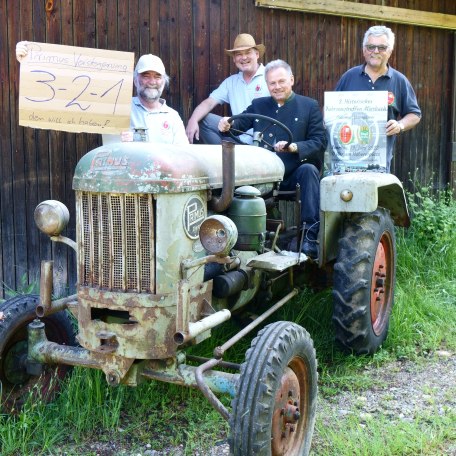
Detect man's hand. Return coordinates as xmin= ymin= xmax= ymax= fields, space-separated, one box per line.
xmin=16 ymin=41 xmax=29 ymax=62
xmin=386 ymin=119 xmax=403 ymax=136
xmin=218 ymin=117 xmax=231 ymax=132
xmin=274 ymin=141 xmax=297 ymax=152
xmin=185 ymin=118 xmax=200 ymax=144
xmin=120 ymin=131 xmax=134 ymax=142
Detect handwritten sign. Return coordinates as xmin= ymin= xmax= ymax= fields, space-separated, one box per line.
xmin=19 ymin=42 xmax=134 ymax=134
xmin=324 ymin=91 xmax=388 ymax=173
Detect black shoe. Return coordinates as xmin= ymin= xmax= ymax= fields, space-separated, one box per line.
xmin=301 ymin=239 xmax=318 ymax=259
xmin=288 ymin=237 xmax=318 ymax=259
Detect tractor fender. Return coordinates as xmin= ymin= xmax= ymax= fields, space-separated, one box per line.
xmin=320 ymin=173 xmax=410 ymax=228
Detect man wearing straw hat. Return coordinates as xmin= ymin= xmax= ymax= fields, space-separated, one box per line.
xmin=185 ymin=33 xmax=268 ymax=144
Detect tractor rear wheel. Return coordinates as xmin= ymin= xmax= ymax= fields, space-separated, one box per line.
xmin=0 ymin=294 xmax=76 ymax=412
xmin=229 ymin=321 xmax=317 ymax=455
xmin=333 ymin=208 xmax=396 ymax=355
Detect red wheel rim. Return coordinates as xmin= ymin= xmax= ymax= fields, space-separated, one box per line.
xmin=271 ymin=358 xmax=310 ymax=455
xmin=370 ymin=230 xmax=394 ymax=336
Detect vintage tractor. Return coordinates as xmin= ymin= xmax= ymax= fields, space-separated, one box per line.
xmin=0 ymin=114 xmax=409 ymax=455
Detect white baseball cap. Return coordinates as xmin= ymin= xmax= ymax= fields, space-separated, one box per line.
xmin=135 ymin=54 xmax=166 ymax=75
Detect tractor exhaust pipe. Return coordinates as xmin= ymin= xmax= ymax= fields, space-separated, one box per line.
xmin=208 ymin=140 xmax=235 ymax=212
xmin=173 ymin=309 xmax=231 ymax=345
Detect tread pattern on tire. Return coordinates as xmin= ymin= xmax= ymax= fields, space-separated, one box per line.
xmin=332 ymin=208 xmax=396 ymax=355
xmin=229 ymin=321 xmax=318 ymax=456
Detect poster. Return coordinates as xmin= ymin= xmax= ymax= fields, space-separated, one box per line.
xmin=324 ymin=91 xmax=388 ymax=173
xmin=18 ymin=42 xmax=134 ymax=135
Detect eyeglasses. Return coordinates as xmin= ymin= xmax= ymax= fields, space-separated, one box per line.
xmin=365 ymin=44 xmax=389 ymax=52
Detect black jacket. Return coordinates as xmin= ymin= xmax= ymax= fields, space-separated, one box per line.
xmin=232 ymin=92 xmax=327 ymax=177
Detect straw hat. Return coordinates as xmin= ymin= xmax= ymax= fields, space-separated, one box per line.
xmin=225 ymin=34 xmax=266 ymax=57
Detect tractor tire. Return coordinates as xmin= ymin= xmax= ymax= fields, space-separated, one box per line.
xmin=229 ymin=321 xmax=317 ymax=456
xmin=0 ymin=294 xmax=76 ymax=412
xmin=333 ymin=208 xmax=396 ymax=355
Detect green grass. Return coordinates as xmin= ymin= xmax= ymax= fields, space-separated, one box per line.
xmin=313 ymin=409 xmax=455 ymax=456
xmin=1 ymin=186 xmax=456 ymax=455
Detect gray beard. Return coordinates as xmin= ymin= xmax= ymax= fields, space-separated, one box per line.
xmin=139 ymin=86 xmax=163 ymax=102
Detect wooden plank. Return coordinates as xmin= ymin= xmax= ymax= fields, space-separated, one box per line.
xmin=1 ymin=0 xmax=13 ymax=293
xmin=166 ymin=0 xmax=180 ymax=113
xmin=193 ymin=0 xmax=210 ymax=106
xmin=138 ymin=0 xmax=151 ymax=56
xmin=20 ymin=1 xmax=41 ymax=289
xmin=129 ymin=0 xmax=140 ymax=56
xmin=208 ymin=0 xmax=222 ymax=90
xmin=179 ymin=0 xmax=194 ymax=121
xmin=117 ymin=1 xmax=130 ymax=52
xmin=255 ymin=0 xmax=456 ymax=30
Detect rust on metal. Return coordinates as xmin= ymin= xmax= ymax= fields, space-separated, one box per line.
xmin=39 ymin=260 xmax=53 ymax=316
xmin=208 ymin=141 xmax=235 ymax=212
xmin=214 ymin=288 xmax=299 ymax=358
xmin=72 ymin=142 xmax=284 ymax=195
xmin=195 ymin=358 xmax=230 ymax=421
xmin=36 ymin=294 xmax=77 ymax=318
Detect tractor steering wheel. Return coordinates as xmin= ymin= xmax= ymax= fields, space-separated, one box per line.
xmin=227 ymin=113 xmax=293 ymax=149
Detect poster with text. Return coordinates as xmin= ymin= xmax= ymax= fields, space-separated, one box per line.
xmin=19 ymin=42 xmax=134 ymax=134
xmin=324 ymin=91 xmax=388 ymax=173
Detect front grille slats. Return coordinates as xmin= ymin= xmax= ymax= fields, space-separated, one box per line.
xmin=77 ymin=191 xmax=155 ymax=293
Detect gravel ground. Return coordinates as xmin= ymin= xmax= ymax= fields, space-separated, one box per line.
xmin=55 ymin=350 xmax=455 ymax=456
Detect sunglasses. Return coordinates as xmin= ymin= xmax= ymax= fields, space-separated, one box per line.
xmin=365 ymin=44 xmax=389 ymax=52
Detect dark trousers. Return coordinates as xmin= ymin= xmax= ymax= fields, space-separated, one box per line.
xmin=280 ymin=163 xmax=320 ymax=238
xmin=199 ymin=113 xmax=253 ymax=145
xmin=199 ymin=113 xmax=224 ymax=144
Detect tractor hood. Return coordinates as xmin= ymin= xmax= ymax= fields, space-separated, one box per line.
xmin=73 ymin=142 xmax=285 ymax=193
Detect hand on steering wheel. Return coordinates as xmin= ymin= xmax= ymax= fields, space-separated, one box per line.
xmin=227 ymin=113 xmax=293 ymax=149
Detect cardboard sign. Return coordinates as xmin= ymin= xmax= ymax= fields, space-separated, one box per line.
xmin=324 ymin=91 xmax=388 ymax=173
xmin=19 ymin=42 xmax=134 ymax=134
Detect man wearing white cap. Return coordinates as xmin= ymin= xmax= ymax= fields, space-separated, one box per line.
xmin=15 ymin=43 xmax=187 ymax=145
xmin=185 ymin=33 xmax=268 ymax=144
xmin=122 ymin=53 xmax=188 ymax=144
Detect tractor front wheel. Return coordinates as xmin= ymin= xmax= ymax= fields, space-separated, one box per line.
xmin=229 ymin=321 xmax=317 ymax=455
xmin=0 ymin=294 xmax=76 ymax=412
xmin=333 ymin=208 xmax=396 ymax=355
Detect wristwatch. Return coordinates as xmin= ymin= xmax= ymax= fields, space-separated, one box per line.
xmin=288 ymin=142 xmax=298 ymax=152
xmin=398 ymin=121 xmax=405 ymax=134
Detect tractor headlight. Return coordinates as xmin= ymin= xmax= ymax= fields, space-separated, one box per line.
xmin=199 ymin=215 xmax=238 ymax=256
xmin=34 ymin=200 xmax=70 ymax=236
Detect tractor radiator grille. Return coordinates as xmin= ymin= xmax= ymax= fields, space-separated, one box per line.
xmin=76 ymin=191 xmax=155 ymax=292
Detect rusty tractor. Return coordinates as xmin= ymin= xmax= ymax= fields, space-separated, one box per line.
xmin=0 ymin=115 xmax=409 ymax=455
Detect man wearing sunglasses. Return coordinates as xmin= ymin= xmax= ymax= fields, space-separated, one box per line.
xmin=335 ymin=25 xmax=421 ymax=171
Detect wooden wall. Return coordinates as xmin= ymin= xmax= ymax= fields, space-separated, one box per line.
xmin=1 ymin=0 xmax=455 ymax=297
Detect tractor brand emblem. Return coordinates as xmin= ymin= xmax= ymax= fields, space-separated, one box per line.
xmin=388 ymin=92 xmax=395 ymax=106
xmin=183 ymin=195 xmax=206 ymax=239
xmin=339 ymin=125 xmax=353 ymax=144
xmin=358 ymin=125 xmax=371 ymax=144
xmin=90 ymin=150 xmax=128 ymax=172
